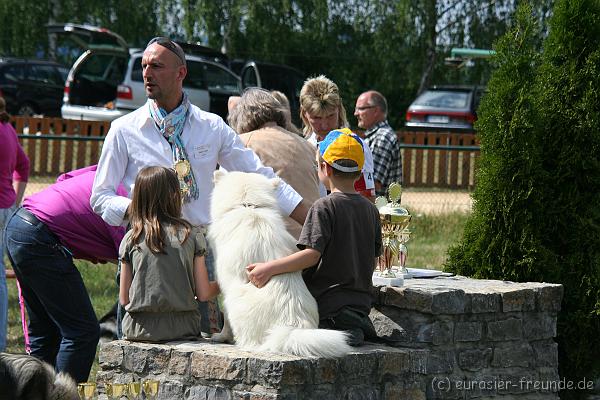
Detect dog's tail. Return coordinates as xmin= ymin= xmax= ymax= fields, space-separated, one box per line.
xmin=48 ymin=368 xmax=78 ymax=400
xmin=261 ymin=326 xmax=352 ymax=358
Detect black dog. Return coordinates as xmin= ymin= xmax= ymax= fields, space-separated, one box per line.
xmin=0 ymin=352 xmax=78 ymax=400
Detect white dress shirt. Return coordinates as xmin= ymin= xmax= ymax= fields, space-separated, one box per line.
xmin=91 ymin=102 xmax=302 ymax=227
xmin=307 ymin=132 xmax=375 ymax=197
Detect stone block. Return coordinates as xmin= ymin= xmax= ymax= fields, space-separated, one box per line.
xmin=416 ymin=323 xmax=433 ymax=343
xmin=522 ymin=314 xmax=557 ymax=340
xmin=168 ymin=350 xmax=192 ymax=376
xmin=496 ymin=371 xmax=538 ymax=394
xmin=339 ymin=352 xmax=379 ymax=384
xmin=382 ymin=286 xmax=434 ymax=313
xmin=486 ymin=318 xmax=522 ymax=341
xmin=430 ymin=289 xmax=467 ymax=314
xmin=469 ymin=293 xmax=501 ymax=313
xmin=187 ymin=385 xmax=233 ymax=399
xmin=161 ymin=380 xmax=185 ymax=399
xmin=410 ymin=350 xmax=428 ymax=374
xmin=146 ymin=346 xmax=172 ymax=372
xmin=246 ymin=359 xmax=311 ymax=387
xmin=310 ymin=358 xmax=339 ymax=384
xmin=454 ymin=322 xmax=482 ymax=342
xmin=369 ymin=308 xmax=409 ymax=342
xmin=378 ymin=350 xmax=411 ymax=380
xmin=432 ymin=321 xmax=454 ymax=345
xmin=426 ymin=350 xmax=455 ymax=374
xmin=342 ymin=386 xmax=380 ymax=400
xmin=502 ymin=288 xmax=536 ymax=312
xmin=491 ymin=343 xmax=533 ymax=368
xmin=99 ymin=341 xmax=124 ymax=369
xmin=457 ymin=348 xmax=492 ymax=371
xmin=534 ymin=285 xmax=563 ymax=312
xmin=384 ymin=384 xmax=426 ymax=400
xmin=190 ymin=352 xmax=246 ymax=382
xmin=532 ymin=341 xmax=558 ymax=367
xmin=122 ymin=344 xmax=149 ymax=373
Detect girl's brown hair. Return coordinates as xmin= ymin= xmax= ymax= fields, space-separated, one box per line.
xmin=127 ymin=166 xmax=191 ymax=254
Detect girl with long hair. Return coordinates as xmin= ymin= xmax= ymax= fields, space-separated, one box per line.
xmin=119 ymin=166 xmax=219 ymax=341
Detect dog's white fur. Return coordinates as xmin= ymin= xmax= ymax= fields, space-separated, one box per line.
xmin=0 ymin=352 xmax=79 ymax=400
xmin=208 ymin=170 xmax=351 ymax=357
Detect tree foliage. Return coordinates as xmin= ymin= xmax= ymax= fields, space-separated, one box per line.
xmin=447 ymin=0 xmax=600 ymax=391
xmin=0 ymin=0 xmax=551 ymax=128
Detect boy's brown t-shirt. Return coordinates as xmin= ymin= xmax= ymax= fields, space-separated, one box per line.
xmin=298 ymin=192 xmax=382 ymax=319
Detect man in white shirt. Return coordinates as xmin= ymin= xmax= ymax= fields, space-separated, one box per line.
xmin=299 ymin=75 xmax=375 ymax=201
xmin=91 ymin=37 xmax=309 ymax=335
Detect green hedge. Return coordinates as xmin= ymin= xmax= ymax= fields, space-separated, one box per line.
xmin=446 ymin=1 xmax=600 ymax=397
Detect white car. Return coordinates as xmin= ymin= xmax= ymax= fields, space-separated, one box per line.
xmin=49 ymin=24 xmax=241 ymax=121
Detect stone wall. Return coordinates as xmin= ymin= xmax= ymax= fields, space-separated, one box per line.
xmin=372 ymin=277 xmax=563 ymax=399
xmin=97 ymin=276 xmax=563 ymax=399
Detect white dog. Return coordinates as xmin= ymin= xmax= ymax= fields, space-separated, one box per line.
xmin=208 ymin=170 xmax=351 ymax=358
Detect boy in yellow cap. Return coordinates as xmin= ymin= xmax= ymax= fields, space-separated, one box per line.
xmin=247 ymin=128 xmax=383 ymax=345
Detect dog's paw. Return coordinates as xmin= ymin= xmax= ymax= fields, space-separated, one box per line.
xmin=210 ymin=331 xmax=234 ymax=344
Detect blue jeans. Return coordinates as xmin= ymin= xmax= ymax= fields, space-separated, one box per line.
xmin=0 ymin=206 xmax=15 ymax=351
xmin=4 ymin=209 xmax=100 ymax=382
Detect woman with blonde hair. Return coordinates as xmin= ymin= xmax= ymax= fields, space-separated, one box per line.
xmin=298 ymin=76 xmax=375 ymax=200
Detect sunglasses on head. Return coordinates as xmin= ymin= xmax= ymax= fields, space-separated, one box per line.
xmin=147 ymin=37 xmax=186 ymax=65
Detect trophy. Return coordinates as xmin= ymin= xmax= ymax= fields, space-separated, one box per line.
xmin=375 ymin=182 xmax=412 ymax=280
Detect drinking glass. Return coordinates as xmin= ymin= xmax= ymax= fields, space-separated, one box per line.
xmin=143 ymin=380 xmax=160 ymax=399
xmin=127 ymin=381 xmax=142 ymax=399
xmin=77 ymin=382 xmax=97 ymax=399
xmin=106 ymin=382 xmax=128 ymax=399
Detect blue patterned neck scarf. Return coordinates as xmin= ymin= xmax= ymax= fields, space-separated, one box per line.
xmin=148 ymin=93 xmax=199 ymax=203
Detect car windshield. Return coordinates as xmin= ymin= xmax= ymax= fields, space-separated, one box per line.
xmin=413 ymin=90 xmax=470 ymax=109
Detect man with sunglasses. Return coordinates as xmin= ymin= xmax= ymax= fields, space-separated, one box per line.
xmin=91 ymin=37 xmax=310 ymax=336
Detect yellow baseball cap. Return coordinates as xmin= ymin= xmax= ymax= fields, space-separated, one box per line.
xmin=319 ymin=128 xmax=365 ymax=172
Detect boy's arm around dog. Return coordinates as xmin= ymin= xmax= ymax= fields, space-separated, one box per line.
xmin=246 ymin=248 xmax=321 ymax=288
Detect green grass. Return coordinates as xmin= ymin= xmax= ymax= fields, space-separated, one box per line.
xmin=3 ymin=212 xmax=469 ymax=380
xmin=408 ymin=212 xmax=469 ymax=269
xmin=5 ymin=260 xmax=118 ymax=380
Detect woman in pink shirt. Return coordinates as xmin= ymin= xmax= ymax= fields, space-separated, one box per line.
xmin=0 ymin=96 xmax=29 ymax=351
xmin=4 ymin=165 xmax=126 ymax=382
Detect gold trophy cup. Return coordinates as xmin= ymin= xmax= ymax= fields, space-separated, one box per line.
xmin=375 ymin=183 xmax=412 ymax=281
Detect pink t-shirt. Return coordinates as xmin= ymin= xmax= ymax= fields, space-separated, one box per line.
xmin=0 ymin=122 xmax=29 ymax=208
xmin=23 ymin=165 xmax=127 ymax=263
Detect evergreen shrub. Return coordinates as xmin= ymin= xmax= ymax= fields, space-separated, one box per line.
xmin=446 ymin=1 xmax=600 ymax=395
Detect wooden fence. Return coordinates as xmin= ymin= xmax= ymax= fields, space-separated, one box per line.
xmin=400 ymin=131 xmax=480 ymax=189
xmin=12 ymin=116 xmax=480 ymax=189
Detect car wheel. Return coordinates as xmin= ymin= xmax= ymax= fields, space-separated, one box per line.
xmin=17 ymin=102 xmax=38 ymax=116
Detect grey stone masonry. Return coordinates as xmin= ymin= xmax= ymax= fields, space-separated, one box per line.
xmin=376 ymin=277 xmax=564 ymax=400
xmin=97 ymin=276 xmax=565 ymax=399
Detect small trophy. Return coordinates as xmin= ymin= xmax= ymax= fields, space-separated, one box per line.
xmin=374 ymin=183 xmax=412 ymax=282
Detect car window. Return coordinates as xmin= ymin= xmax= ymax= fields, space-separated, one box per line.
xmin=202 ymin=62 xmax=239 ymax=92
xmin=0 ymin=65 xmax=25 ymax=83
xmin=131 ymin=56 xmax=143 ymax=82
xmin=57 ymin=66 xmax=69 ymax=82
xmin=77 ymin=54 xmax=127 ymax=82
xmin=414 ymin=90 xmax=470 ymax=109
xmin=185 ymin=60 xmax=207 ymax=90
xmin=241 ymin=67 xmax=258 ymax=87
xmin=28 ymin=64 xmax=63 ymax=85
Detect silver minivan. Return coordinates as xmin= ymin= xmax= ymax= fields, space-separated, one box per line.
xmin=49 ymin=24 xmax=241 ymax=121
